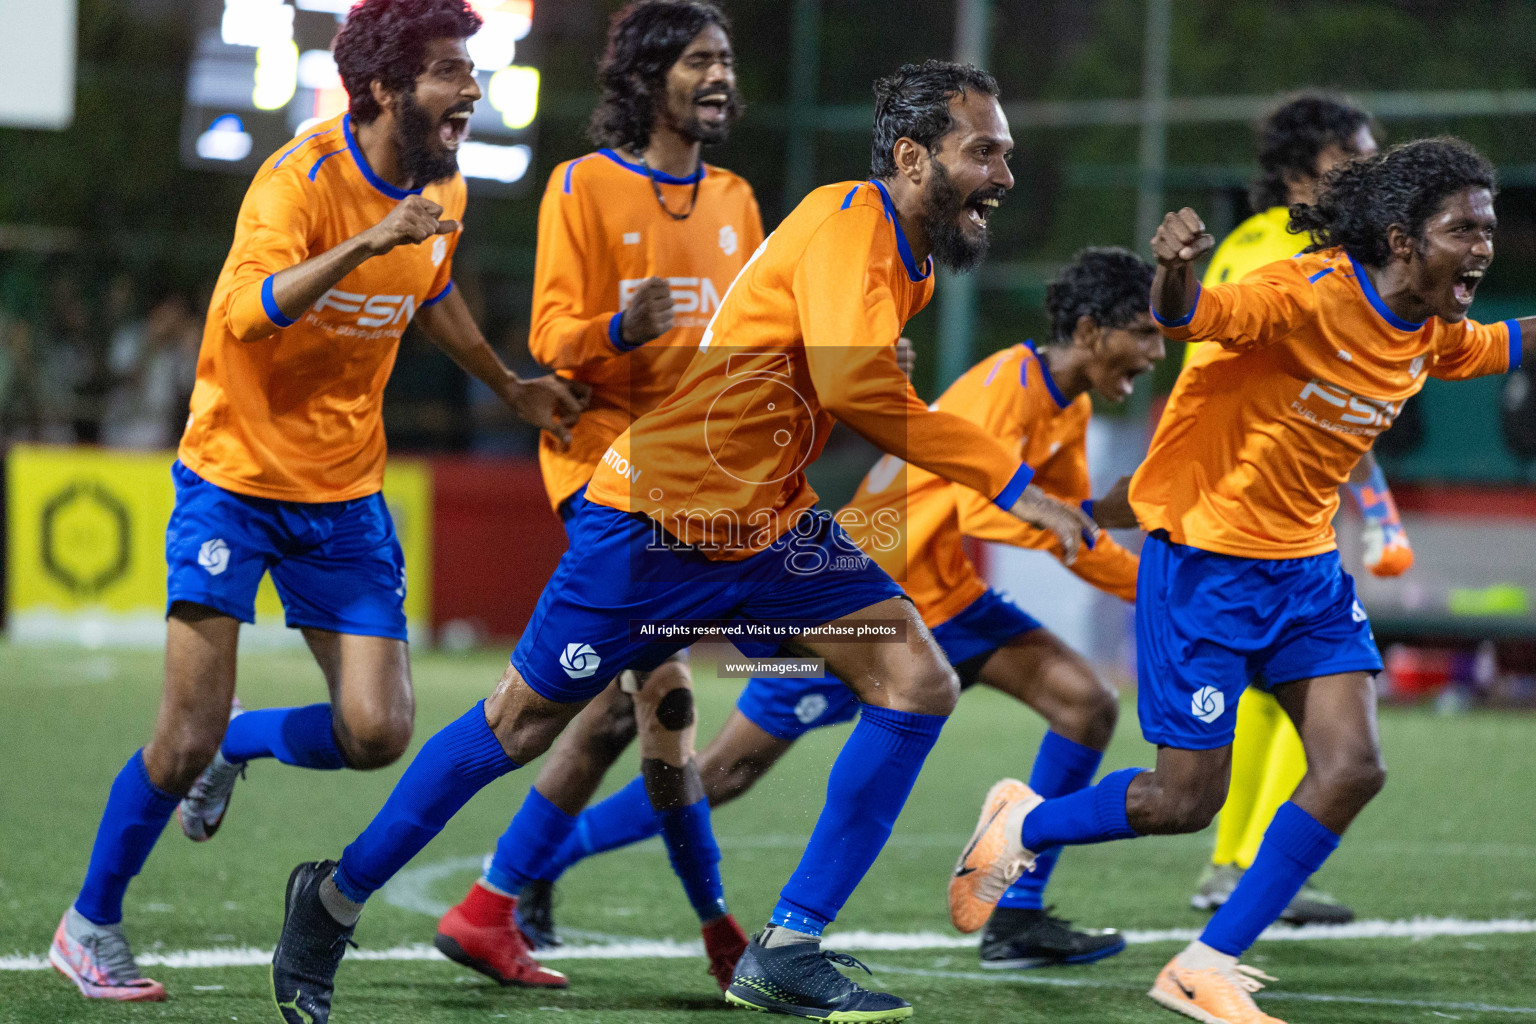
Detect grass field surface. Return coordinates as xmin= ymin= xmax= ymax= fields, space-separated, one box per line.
xmin=3 ymin=643 xmax=1534 ymax=1023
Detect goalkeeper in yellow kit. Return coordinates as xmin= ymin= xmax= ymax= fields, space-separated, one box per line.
xmin=1188 ymin=93 xmax=1411 ymax=923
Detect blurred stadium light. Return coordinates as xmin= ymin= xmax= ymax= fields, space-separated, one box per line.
xmin=180 ymin=0 xmax=540 ymax=194
xmin=0 ymin=0 xmax=77 ymax=130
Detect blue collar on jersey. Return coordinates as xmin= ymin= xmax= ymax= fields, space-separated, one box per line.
xmin=343 ymin=115 xmax=425 ymax=201
xmin=1347 ymin=251 xmax=1426 ymax=332
xmin=1023 ymin=339 xmax=1071 ymax=409
xmin=866 ymin=179 xmax=933 ymax=283
xmin=597 ymin=148 xmax=706 ymax=185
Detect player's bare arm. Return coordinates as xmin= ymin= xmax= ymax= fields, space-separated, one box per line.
xmin=1089 ymin=474 xmax=1138 ymax=529
xmin=257 ymin=194 xmax=460 ymax=329
xmin=1150 ymin=207 xmax=1215 ymax=324
xmin=620 ymin=275 xmax=677 ymax=346
xmin=415 ymin=286 xmax=590 ymax=449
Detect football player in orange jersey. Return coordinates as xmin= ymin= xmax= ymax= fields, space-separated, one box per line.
xmin=467 ymin=247 xmax=1164 ymax=972
xmin=953 ymin=138 xmax=1526 ymax=1024
xmin=275 ymin=60 xmax=1095 ymax=1022
xmin=51 ymin=0 xmax=584 ymax=1006
xmin=434 ymin=1 xmax=762 ymax=992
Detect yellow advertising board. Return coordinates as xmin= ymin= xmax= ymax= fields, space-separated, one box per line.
xmin=5 ymin=445 xmax=431 ymax=646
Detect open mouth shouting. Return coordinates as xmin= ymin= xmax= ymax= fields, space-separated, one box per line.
xmin=439 ymin=106 xmax=473 ymax=150
xmin=965 ymin=192 xmax=1002 ymax=230
xmin=694 ymin=88 xmax=732 ymax=126
xmin=1452 ymin=265 xmax=1485 ymax=310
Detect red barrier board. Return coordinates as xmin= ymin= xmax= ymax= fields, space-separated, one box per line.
xmin=429 ymin=456 xmax=567 ymax=644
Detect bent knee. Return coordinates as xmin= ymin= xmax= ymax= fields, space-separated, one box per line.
xmin=147 ymin=728 xmax=224 ymax=792
xmin=1055 ymin=678 xmax=1119 ymax=748
xmin=1316 ymin=751 xmax=1387 ymax=806
xmin=1137 ymin=779 xmax=1226 ymax=834
xmin=337 ymin=712 xmax=413 ymax=769
xmin=887 ymin=658 xmax=959 ymax=717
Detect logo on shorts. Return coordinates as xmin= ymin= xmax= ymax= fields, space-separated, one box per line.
xmin=559 ymin=642 xmax=602 ymax=679
xmin=1190 ymin=685 xmax=1225 ymax=724
xmin=794 ymin=693 xmax=828 ymax=724
xmin=1352 ymin=600 xmax=1368 ymax=623
xmin=198 ymin=538 xmax=231 ymax=576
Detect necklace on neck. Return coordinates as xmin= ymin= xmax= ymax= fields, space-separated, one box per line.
xmin=633 ymin=148 xmax=701 ymax=221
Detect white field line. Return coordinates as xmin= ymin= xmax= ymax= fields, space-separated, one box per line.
xmin=5 ymin=916 xmax=1535 ymax=973
xmin=861 ymin=962 xmax=1536 ymax=1016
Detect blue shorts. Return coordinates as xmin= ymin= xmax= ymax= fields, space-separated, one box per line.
xmin=736 ymin=587 xmax=1043 ymax=741
xmin=1136 ymin=534 xmax=1382 ymax=750
xmin=165 ymin=461 xmax=408 ymax=640
xmin=511 ymin=495 xmax=905 ymax=703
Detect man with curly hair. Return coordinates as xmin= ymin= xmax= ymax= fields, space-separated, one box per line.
xmin=480 ymin=247 xmax=1162 ymax=972
xmin=953 ymin=138 xmax=1525 ymax=1024
xmin=1189 ymin=91 xmax=1393 ymax=926
xmin=433 ymin=0 xmax=762 ymax=993
xmin=50 ymin=0 xmax=584 ymax=1004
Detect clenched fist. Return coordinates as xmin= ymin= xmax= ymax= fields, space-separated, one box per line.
xmin=620 ymin=276 xmax=675 ymax=346
xmin=507 ymin=374 xmax=590 ymax=450
xmin=364 ymin=195 xmax=459 ymax=256
xmin=1150 ymin=208 xmax=1215 ymax=269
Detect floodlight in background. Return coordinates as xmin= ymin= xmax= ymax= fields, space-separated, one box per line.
xmin=0 ymin=0 xmax=78 ymax=130
xmin=181 ymin=0 xmax=540 ymax=195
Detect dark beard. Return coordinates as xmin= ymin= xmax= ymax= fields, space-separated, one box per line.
xmin=667 ymin=86 xmax=742 ymax=146
xmin=921 ymin=157 xmax=990 ymax=274
xmin=396 ymin=88 xmax=460 ymax=187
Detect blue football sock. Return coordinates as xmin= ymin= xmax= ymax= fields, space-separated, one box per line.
xmin=484 ymin=787 xmax=577 ymax=895
xmin=771 ymin=704 xmax=945 ymax=936
xmin=334 ymin=701 xmax=516 ymax=903
xmin=544 ymin=775 xmax=662 ymax=881
xmin=75 ymin=750 xmax=180 ymax=926
xmin=660 ymin=798 xmax=727 ymax=921
xmin=1201 ymin=801 xmax=1340 ymax=956
xmin=221 ymin=704 xmax=346 ymax=769
xmin=997 ymin=731 xmax=1105 ymax=910
xmin=1019 ymin=766 xmax=1142 ymax=852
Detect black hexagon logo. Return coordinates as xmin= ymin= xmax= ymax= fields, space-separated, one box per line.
xmin=40 ymin=482 xmax=131 ymax=596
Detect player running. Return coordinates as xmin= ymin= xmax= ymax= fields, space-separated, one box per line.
xmin=1191 ymin=92 xmax=1407 ymax=924
xmin=478 ymin=247 xmax=1163 ymax=970
xmin=49 ymin=0 xmax=583 ymax=1003
xmin=950 ymin=137 xmax=1523 ymax=1024
xmin=270 ymin=60 xmax=1095 ymax=1024
xmin=433 ymin=0 xmax=763 ymax=992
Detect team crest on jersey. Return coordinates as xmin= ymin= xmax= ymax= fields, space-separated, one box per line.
xmin=1409 ymin=355 xmax=1426 ymax=378
xmin=719 ymin=224 xmax=738 ymax=256
xmin=431 ymin=235 xmax=448 ymax=267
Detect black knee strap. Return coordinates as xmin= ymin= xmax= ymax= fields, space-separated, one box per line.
xmin=654 ymin=687 xmax=695 ymax=731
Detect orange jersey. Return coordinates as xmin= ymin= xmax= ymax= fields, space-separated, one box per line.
xmin=585 ymin=179 xmax=1031 ymax=559
xmin=1135 ymin=247 xmax=1520 ymax=558
xmin=180 ymin=114 xmax=462 ymax=502
xmin=840 ymin=342 xmax=1138 ymax=628
xmin=531 ymin=150 xmax=764 ymax=510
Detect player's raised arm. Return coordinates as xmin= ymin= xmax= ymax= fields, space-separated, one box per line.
xmin=1149 ymin=207 xmax=1214 ymax=326
xmin=226 ymin=190 xmax=456 ymax=343
xmin=415 ymin=285 xmax=589 ymax=449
